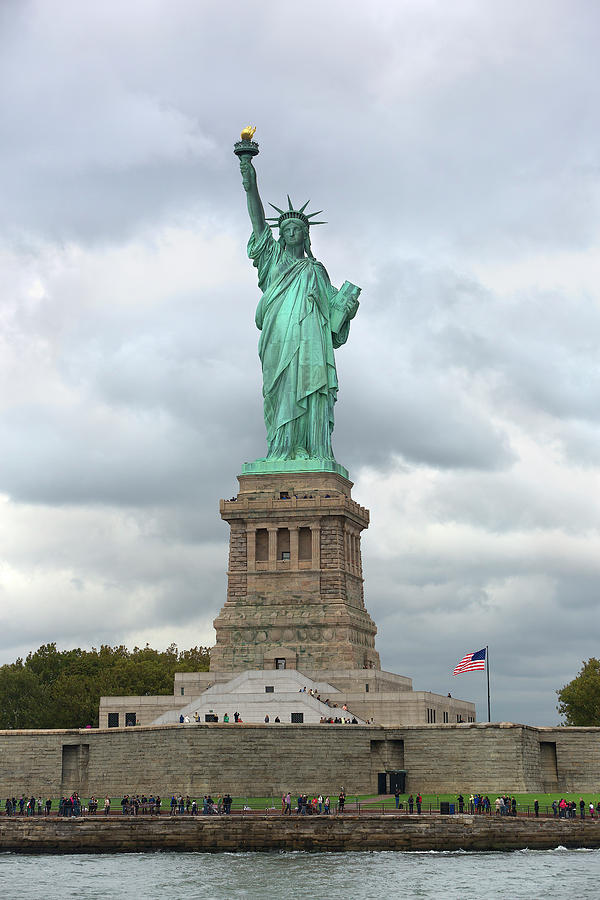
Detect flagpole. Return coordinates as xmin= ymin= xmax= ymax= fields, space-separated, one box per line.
xmin=486 ymin=645 xmax=491 ymax=722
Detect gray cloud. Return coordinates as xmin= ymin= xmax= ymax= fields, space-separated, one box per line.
xmin=1 ymin=0 xmax=599 ymax=726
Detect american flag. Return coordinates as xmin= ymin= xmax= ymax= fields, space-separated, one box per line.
xmin=453 ymin=648 xmax=486 ymax=675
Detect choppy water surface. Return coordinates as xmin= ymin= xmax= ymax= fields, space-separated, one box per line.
xmin=1 ymin=848 xmax=598 ymax=898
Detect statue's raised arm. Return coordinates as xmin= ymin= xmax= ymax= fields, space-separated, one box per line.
xmin=240 ymin=158 xmax=267 ymax=237
xmin=235 ymin=126 xmax=267 ymax=238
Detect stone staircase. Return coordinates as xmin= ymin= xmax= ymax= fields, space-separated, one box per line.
xmin=152 ymin=669 xmax=365 ymax=725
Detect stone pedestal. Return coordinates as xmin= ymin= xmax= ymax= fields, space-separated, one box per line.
xmin=211 ymin=471 xmax=380 ymax=672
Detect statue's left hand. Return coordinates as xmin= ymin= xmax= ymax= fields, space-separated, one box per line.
xmin=345 ymin=295 xmax=360 ymax=319
xmin=343 ymin=285 xmax=360 ymax=319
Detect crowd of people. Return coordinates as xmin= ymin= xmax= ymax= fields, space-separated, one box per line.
xmin=552 ymin=798 xmax=597 ymax=819
xmin=458 ymin=793 xmax=542 ymax=816
xmin=319 ymin=716 xmax=359 ymax=724
xmin=455 ymin=793 xmax=600 ymax=818
xmin=5 ymin=790 xmax=600 ymax=819
xmin=3 ymin=790 xmax=351 ymax=818
xmin=178 ymin=694 xmax=363 ymax=726
xmin=179 ymin=712 xmax=249 ymax=723
xmin=4 ymin=796 xmax=52 ymax=816
xmin=167 ymin=794 xmax=233 ymax=815
xmin=280 ymin=790 xmax=346 ymax=815
xmin=2 ymin=793 xmax=235 ymax=816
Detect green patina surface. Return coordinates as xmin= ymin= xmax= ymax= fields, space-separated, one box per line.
xmin=236 ymin=133 xmax=359 ymax=475
xmin=241 ymin=458 xmax=349 ymax=478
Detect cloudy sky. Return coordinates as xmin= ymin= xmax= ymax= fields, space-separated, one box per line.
xmin=1 ymin=0 xmax=599 ymax=725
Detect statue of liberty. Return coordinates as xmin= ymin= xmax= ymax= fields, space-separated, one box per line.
xmin=235 ymin=128 xmax=361 ymax=475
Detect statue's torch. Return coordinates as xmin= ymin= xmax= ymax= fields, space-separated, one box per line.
xmin=234 ymin=126 xmax=259 ymax=160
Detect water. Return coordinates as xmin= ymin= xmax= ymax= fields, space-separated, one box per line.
xmin=1 ymin=849 xmax=599 ymax=899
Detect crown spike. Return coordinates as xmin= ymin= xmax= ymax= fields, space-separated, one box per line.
xmin=268 ymin=202 xmax=286 ymax=215
xmin=306 ymin=210 xmax=323 ymax=219
xmin=287 ymin=195 xmax=294 ymax=211
xmin=308 ymin=221 xmax=327 ymax=225
xmin=298 ymin=200 xmax=310 ymax=214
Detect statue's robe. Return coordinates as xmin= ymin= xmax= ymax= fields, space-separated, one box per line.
xmin=248 ymin=226 xmax=352 ymax=460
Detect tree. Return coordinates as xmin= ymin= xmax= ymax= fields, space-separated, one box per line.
xmin=0 ymin=662 xmax=48 ymax=729
xmin=556 ymin=658 xmax=600 ymax=725
xmin=0 ymin=643 xmax=210 ymax=729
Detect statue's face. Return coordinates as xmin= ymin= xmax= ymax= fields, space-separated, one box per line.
xmin=281 ymin=219 xmax=305 ymax=248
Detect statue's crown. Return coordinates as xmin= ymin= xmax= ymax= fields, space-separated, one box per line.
xmin=266 ymin=196 xmax=327 ymax=229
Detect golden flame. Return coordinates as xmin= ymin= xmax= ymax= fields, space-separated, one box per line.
xmin=240 ymin=125 xmax=256 ymax=141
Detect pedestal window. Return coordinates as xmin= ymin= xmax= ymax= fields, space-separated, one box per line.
xmin=277 ymin=527 xmax=290 ymax=560
xmin=255 ymin=528 xmax=268 ymax=561
xmin=298 ymin=526 xmax=312 ymax=561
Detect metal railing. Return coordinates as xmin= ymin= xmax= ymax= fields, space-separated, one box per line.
xmin=3 ymin=796 xmax=594 ymax=820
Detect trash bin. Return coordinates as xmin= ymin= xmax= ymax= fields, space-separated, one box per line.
xmin=440 ymin=801 xmax=450 ymax=815
xmin=449 ymin=803 xmax=455 ymax=815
